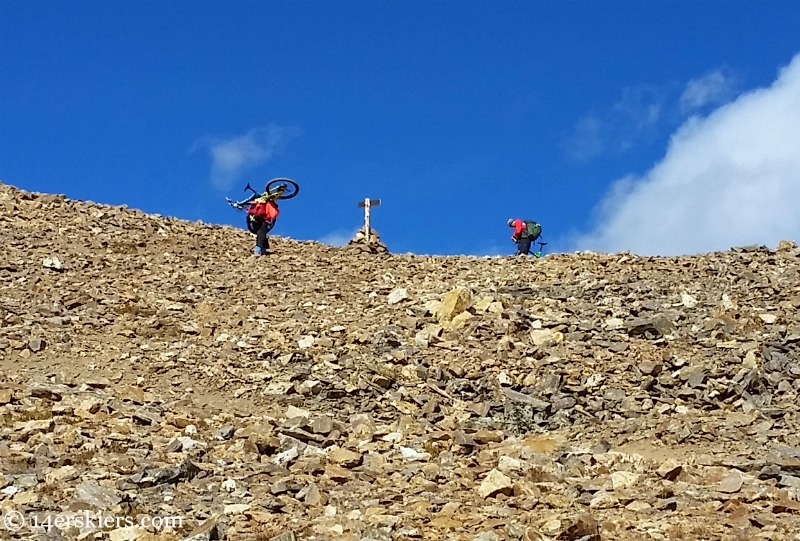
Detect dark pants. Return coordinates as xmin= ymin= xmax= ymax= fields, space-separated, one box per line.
xmin=251 ymin=218 xmax=275 ymax=251
xmin=516 ymin=236 xmax=532 ymax=255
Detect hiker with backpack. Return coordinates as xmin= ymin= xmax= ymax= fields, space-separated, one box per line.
xmin=507 ymin=218 xmax=542 ymax=256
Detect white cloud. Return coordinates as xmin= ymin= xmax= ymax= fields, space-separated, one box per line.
xmin=319 ymin=228 xmax=361 ymax=247
xmin=564 ymin=116 xmax=605 ymax=161
xmin=193 ymin=125 xmax=300 ymax=191
xmin=680 ymin=68 xmax=738 ymax=112
xmin=564 ymin=85 xmax=664 ymax=160
xmin=568 ymin=52 xmax=800 ymax=256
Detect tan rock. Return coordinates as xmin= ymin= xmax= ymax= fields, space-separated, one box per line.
xmin=0 ymin=388 xmax=14 ymax=404
xmin=478 ymin=469 xmax=513 ymax=498
xmin=436 ymin=288 xmax=472 ymax=323
xmin=327 ymin=447 xmax=363 ymax=468
xmin=109 ymin=526 xmax=147 ymax=541
xmin=717 ymin=470 xmax=745 ymax=493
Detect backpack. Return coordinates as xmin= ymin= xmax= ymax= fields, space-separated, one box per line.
xmin=247 ymin=199 xmax=279 ymax=220
xmin=524 ymin=220 xmax=542 ymax=240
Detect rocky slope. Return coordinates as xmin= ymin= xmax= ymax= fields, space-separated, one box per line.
xmin=1 ymin=180 xmax=800 ymax=541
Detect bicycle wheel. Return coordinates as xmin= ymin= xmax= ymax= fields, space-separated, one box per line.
xmin=265 ymin=178 xmax=300 ymax=200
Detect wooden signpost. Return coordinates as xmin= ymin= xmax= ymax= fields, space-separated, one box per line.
xmin=357 ymin=198 xmax=381 ymax=243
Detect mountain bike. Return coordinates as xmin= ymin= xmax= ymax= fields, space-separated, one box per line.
xmin=533 ymin=241 xmax=548 ymax=258
xmin=226 ymin=178 xmax=300 ymax=210
xmin=226 ymin=178 xmax=300 ymax=233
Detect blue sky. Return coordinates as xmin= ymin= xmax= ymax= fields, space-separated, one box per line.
xmin=2 ymin=1 xmax=800 ymax=257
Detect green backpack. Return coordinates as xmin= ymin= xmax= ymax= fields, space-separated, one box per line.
xmin=524 ymin=220 xmax=542 ymax=240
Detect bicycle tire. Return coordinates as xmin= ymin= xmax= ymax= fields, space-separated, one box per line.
xmin=265 ymin=178 xmax=300 ymax=200
xmin=246 ymin=216 xmax=276 ymax=234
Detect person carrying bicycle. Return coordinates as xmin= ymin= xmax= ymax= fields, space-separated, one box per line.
xmin=507 ymin=218 xmax=542 ymax=256
xmin=226 ymin=178 xmax=299 ymax=256
xmin=248 ymin=194 xmax=280 ymax=257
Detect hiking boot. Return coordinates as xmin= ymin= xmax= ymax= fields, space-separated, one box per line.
xmin=253 ymin=247 xmax=264 ymax=257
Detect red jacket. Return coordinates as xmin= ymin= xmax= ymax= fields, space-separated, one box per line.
xmin=511 ymin=219 xmax=525 ymax=240
xmin=249 ymin=199 xmax=280 ymax=222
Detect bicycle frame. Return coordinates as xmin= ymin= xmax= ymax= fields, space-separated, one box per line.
xmin=228 ymin=185 xmax=281 ymax=209
xmin=226 ymin=179 xmax=298 ymax=210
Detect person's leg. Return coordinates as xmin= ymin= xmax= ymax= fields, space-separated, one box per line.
xmin=517 ymin=237 xmax=532 ymax=255
xmin=262 ymin=228 xmax=270 ymax=255
xmin=256 ymin=220 xmax=274 ymax=254
xmin=256 ymin=222 xmax=268 ymax=254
